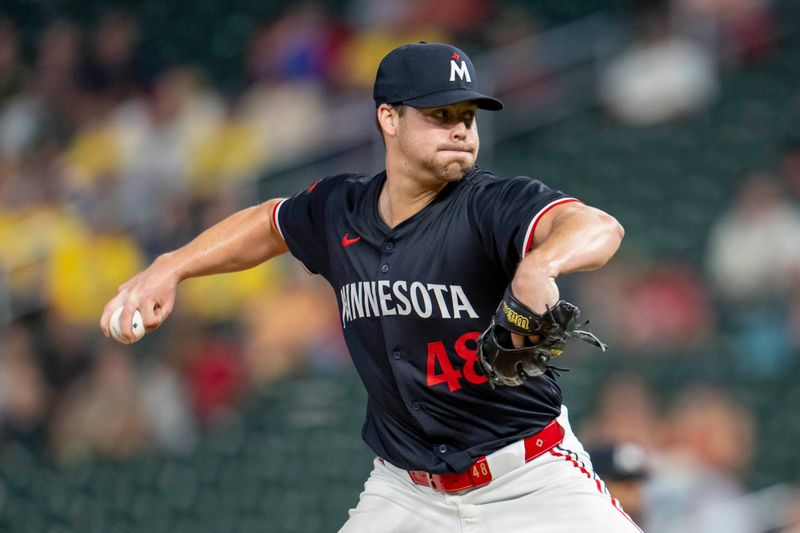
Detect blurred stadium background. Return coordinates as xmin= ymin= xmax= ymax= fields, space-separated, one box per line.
xmin=1 ymin=0 xmax=800 ymax=531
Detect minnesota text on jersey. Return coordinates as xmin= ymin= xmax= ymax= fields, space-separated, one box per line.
xmin=339 ymin=280 xmax=478 ymax=327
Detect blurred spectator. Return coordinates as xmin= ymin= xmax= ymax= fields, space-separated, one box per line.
xmin=0 ymin=190 xmax=85 ymax=312
xmin=706 ymin=173 xmax=800 ymax=371
xmin=139 ymin=316 xmax=199 ymax=453
xmin=600 ymin=9 xmax=718 ymax=125
xmin=30 ymin=20 xmax=83 ymax=149
xmin=645 ymin=384 xmax=759 ymax=533
xmin=49 ymin=346 xmax=152 ymax=465
xmin=482 ymin=4 xmax=540 ymax=49
xmin=78 ymin=10 xmax=155 ymax=102
xmin=0 ymin=19 xmax=26 ymax=103
xmin=237 ymin=81 xmax=328 ymax=169
xmin=781 ymin=136 xmax=800 ymax=205
xmin=247 ymin=2 xmax=349 ymax=86
xmin=181 ymin=260 xmax=281 ymax=324
xmin=113 ymin=67 xmax=224 ymax=256
xmin=64 ymin=105 xmax=123 ymax=196
xmin=241 ymin=262 xmax=347 ymax=387
xmin=405 ymin=0 xmax=493 ymax=41
xmin=139 ymin=355 xmax=198 ymax=454
xmin=617 ymin=264 xmax=715 ymax=353
xmin=0 ymin=323 xmax=50 ymax=451
xmin=574 ymin=261 xmax=714 ymax=354
xmin=790 ymin=279 xmax=800 ymax=352
xmin=580 ymin=373 xmax=662 ymax=451
xmin=707 ymin=173 xmax=800 ymax=304
xmin=37 ymin=308 xmax=93 ymax=394
xmin=189 ymin=100 xmax=264 ymax=200
xmin=587 ymin=442 xmax=650 ymax=525
xmin=66 ymin=66 xmax=226 ymax=256
xmin=33 ymin=20 xmax=81 ymax=101
xmin=783 ymin=494 xmax=800 ymax=533
xmin=137 ymin=306 xmax=247 ymax=428
xmin=572 ymin=262 xmax=632 ymax=350
xmin=115 ymin=71 xmax=193 ymax=220
xmin=47 ymin=204 xmax=144 ymax=326
xmin=187 ymin=330 xmax=246 ymax=426
xmin=671 ymin=0 xmax=777 ymax=64
xmin=0 ymin=20 xmax=81 ymax=169
xmin=337 ymin=0 xmax=449 ymax=92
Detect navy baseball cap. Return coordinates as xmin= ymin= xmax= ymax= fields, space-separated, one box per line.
xmin=588 ymin=443 xmax=649 ymax=482
xmin=373 ymin=42 xmax=503 ymax=111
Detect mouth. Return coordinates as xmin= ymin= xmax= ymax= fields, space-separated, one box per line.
xmin=439 ymin=147 xmax=474 ymax=153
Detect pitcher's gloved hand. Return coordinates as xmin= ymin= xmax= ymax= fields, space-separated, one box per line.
xmin=477 ymin=287 xmax=607 ymax=387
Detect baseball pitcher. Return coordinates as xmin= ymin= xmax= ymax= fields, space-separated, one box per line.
xmin=101 ymin=42 xmax=641 ymax=532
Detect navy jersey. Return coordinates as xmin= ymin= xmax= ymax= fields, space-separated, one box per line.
xmin=273 ymin=167 xmax=580 ymax=473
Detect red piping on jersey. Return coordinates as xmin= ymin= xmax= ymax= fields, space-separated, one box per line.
xmin=271 ymin=199 xmax=285 ymax=239
xmin=549 ymin=448 xmax=643 ymax=532
xmin=271 ymin=198 xmax=315 ymax=275
xmin=524 ymin=198 xmax=582 ymax=256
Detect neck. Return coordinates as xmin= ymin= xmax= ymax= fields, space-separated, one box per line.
xmin=379 ymin=158 xmax=447 ymax=228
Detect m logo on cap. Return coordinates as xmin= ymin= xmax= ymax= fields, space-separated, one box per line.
xmin=450 ymin=60 xmax=471 ymax=82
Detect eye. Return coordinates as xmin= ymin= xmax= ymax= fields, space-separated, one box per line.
xmin=433 ymin=109 xmax=448 ymax=120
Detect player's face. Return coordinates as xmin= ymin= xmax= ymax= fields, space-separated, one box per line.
xmin=396 ymin=102 xmax=480 ymax=183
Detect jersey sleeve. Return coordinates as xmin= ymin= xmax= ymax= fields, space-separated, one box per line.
xmin=272 ymin=176 xmax=338 ymax=277
xmin=471 ymin=176 xmax=581 ymax=273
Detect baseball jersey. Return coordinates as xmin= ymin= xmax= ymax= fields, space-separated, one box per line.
xmin=273 ymin=167 xmax=580 ymax=474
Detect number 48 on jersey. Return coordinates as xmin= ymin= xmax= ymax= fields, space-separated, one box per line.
xmin=426 ymin=331 xmax=487 ymax=392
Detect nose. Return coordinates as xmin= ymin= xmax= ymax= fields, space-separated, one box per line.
xmin=451 ymin=120 xmax=468 ymax=141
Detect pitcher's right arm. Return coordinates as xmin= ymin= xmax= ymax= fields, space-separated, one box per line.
xmin=100 ymin=198 xmax=288 ymax=342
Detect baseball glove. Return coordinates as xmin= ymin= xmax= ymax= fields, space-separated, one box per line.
xmin=477 ymin=287 xmax=607 ymax=387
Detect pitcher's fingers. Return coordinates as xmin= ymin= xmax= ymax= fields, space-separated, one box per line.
xmin=150 ymin=298 xmax=176 ymax=330
xmin=100 ymin=292 xmax=129 ymax=336
xmin=511 ymin=333 xmax=525 ymax=349
xmin=139 ymin=299 xmax=164 ymax=331
xmin=115 ymin=305 xmax=131 ymax=341
xmin=117 ymin=295 xmax=142 ymax=340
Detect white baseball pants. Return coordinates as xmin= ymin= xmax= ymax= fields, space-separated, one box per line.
xmin=339 ymin=406 xmax=642 ymax=533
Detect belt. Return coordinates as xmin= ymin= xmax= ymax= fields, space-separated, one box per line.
xmin=408 ymin=420 xmax=565 ymax=494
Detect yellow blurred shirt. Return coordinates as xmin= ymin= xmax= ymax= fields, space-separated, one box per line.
xmin=0 ymin=206 xmax=87 ymax=305
xmin=189 ymin=120 xmax=266 ymax=199
xmin=340 ymin=29 xmax=449 ymax=90
xmin=48 ymin=231 xmax=144 ymax=325
xmin=65 ymin=125 xmax=122 ymax=190
xmin=179 ymin=261 xmax=281 ymax=323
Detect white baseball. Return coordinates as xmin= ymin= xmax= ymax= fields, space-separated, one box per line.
xmin=110 ymin=306 xmax=145 ymax=344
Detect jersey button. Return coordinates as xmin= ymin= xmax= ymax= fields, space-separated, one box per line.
xmin=393 ymin=350 xmax=402 ymax=360
xmin=437 ymin=444 xmax=448 ymax=454
xmin=383 ymin=242 xmax=394 ymax=251
xmin=412 ymin=402 xmax=421 ymax=411
xmin=380 ymin=264 xmax=389 ymax=273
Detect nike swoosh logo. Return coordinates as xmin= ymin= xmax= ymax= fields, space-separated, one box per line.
xmin=342 ymin=233 xmax=361 ymax=247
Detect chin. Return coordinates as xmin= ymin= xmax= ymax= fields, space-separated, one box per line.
xmin=436 ymin=155 xmax=474 ymax=175
xmin=438 ymin=162 xmax=471 ymax=182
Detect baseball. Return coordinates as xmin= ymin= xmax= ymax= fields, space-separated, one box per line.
xmin=109 ymin=306 xmax=145 ymax=344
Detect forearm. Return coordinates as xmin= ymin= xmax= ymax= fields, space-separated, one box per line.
xmin=522 ymin=207 xmax=623 ymax=277
xmin=511 ymin=206 xmax=623 ymax=311
xmin=158 ymin=199 xmax=288 ymax=282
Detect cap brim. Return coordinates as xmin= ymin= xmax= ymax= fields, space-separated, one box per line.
xmin=402 ymin=89 xmax=503 ymax=111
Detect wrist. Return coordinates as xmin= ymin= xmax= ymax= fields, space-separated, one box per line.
xmin=509 ymin=257 xmax=560 ymax=314
xmin=512 ymin=258 xmax=558 ymax=292
xmin=154 ymin=252 xmax=186 ymax=283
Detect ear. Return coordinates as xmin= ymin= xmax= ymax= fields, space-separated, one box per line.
xmin=377 ymin=104 xmax=399 ymax=138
